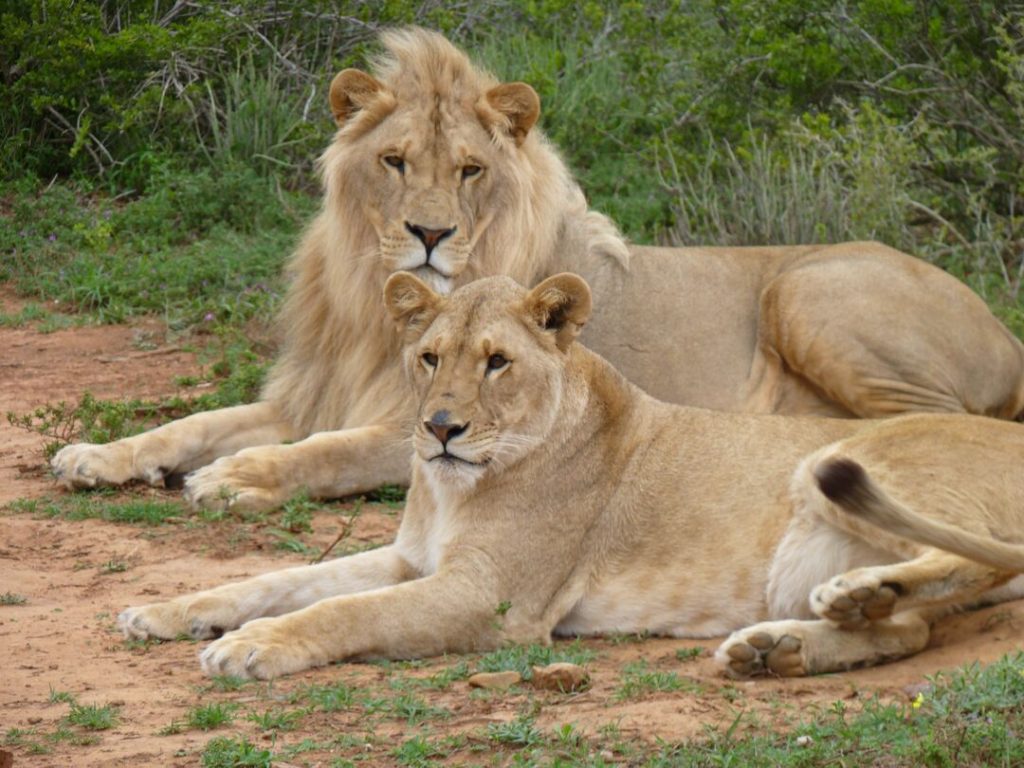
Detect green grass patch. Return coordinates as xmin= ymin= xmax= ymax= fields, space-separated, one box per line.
xmin=246 ymin=707 xmax=304 ymax=732
xmin=8 ymin=494 xmax=186 ymax=526
xmin=66 ymin=702 xmax=118 ymax=731
xmin=185 ymin=702 xmax=237 ymax=731
xmin=474 ymin=640 xmax=597 ymax=680
xmin=201 ymin=736 xmax=274 ymax=768
xmin=615 ymin=659 xmax=703 ymax=701
xmin=0 ymin=591 xmax=27 ymax=605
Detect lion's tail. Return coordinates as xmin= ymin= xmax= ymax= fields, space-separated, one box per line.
xmin=814 ymin=457 xmax=1024 ymax=572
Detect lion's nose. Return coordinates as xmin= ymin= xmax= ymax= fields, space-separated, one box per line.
xmin=405 ymin=223 xmax=456 ymax=254
xmin=424 ymin=416 xmax=468 ymax=447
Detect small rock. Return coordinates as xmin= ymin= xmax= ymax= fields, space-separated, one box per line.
xmin=795 ymin=735 xmax=813 ymax=747
xmin=468 ymin=671 xmax=522 ymax=690
xmin=27 ymin=716 xmax=42 ymax=724
xmin=530 ymin=662 xmax=590 ymax=692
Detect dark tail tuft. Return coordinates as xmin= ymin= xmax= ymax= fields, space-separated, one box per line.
xmin=814 ymin=458 xmax=870 ymax=506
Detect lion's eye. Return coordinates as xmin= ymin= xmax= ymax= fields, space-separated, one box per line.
xmin=383 ymin=155 xmax=406 ymax=174
xmin=422 ymin=352 xmax=438 ymax=368
xmin=461 ymin=164 xmax=482 ymax=179
xmin=486 ymin=353 xmax=509 ymax=371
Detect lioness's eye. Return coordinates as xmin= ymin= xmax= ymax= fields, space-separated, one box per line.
xmin=461 ymin=164 xmax=482 ymax=179
xmin=422 ymin=351 xmax=438 ymax=367
xmin=486 ymin=353 xmax=509 ymax=371
xmin=383 ymin=155 xmax=406 ymax=174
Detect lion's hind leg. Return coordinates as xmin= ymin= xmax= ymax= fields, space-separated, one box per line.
xmin=715 ymin=610 xmax=932 ymax=678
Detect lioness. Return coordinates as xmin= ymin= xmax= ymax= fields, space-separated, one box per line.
xmin=53 ymin=28 xmax=1024 ymax=512
xmin=119 ymin=272 xmax=1024 ymax=680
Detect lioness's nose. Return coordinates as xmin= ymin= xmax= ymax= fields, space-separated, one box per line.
xmin=425 ymin=418 xmax=468 ymax=446
xmin=405 ymin=222 xmax=456 ymax=251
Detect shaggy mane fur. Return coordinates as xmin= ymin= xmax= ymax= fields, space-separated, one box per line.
xmin=261 ymin=28 xmax=628 ymax=436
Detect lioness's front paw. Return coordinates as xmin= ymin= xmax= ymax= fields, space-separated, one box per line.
xmin=119 ymin=596 xmax=244 ymax=641
xmin=715 ymin=624 xmax=807 ymax=679
xmin=183 ymin=450 xmax=291 ymax=512
xmin=199 ymin=618 xmax=326 ymax=679
xmin=810 ymin=572 xmax=898 ymax=628
xmin=52 ymin=441 xmax=157 ymax=489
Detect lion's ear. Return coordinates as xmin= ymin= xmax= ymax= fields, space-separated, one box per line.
xmin=329 ymin=69 xmax=390 ymax=127
xmin=479 ymin=82 xmax=541 ymax=146
xmin=523 ymin=273 xmax=592 ymax=351
xmin=384 ymin=272 xmax=442 ymax=340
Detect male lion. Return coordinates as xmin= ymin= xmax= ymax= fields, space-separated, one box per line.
xmin=53 ymin=28 xmax=1024 ymax=511
xmin=119 ymin=272 xmax=1024 ymax=680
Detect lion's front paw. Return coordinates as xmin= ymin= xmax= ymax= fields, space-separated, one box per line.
xmin=183 ymin=449 xmax=291 ymax=513
xmin=119 ymin=596 xmax=245 ymax=641
xmin=199 ymin=618 xmax=326 ymax=679
xmin=715 ymin=623 xmax=807 ymax=679
xmin=51 ymin=441 xmax=155 ymax=489
xmin=810 ymin=572 xmax=899 ymax=628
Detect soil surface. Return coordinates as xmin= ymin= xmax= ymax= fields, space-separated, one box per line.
xmin=2 ymin=286 xmax=1023 ymax=766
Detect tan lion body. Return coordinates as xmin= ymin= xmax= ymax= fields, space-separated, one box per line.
xmin=118 ymin=274 xmax=1024 ymax=680
xmin=52 ymin=29 xmax=1024 ymax=511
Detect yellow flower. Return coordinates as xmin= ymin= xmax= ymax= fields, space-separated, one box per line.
xmin=912 ymin=692 xmax=924 ymax=709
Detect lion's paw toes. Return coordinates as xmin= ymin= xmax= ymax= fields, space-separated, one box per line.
xmin=715 ymin=626 xmax=806 ymax=679
xmin=52 ymin=441 xmax=172 ymax=489
xmin=119 ymin=599 xmax=235 ymax=641
xmin=199 ymin=619 xmax=322 ymax=680
xmin=183 ymin=456 xmax=288 ymax=513
xmin=51 ymin=443 xmax=128 ymax=489
xmin=811 ymin=575 xmax=899 ymax=627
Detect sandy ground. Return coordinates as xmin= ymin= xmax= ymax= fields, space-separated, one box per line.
xmin=2 ymin=286 xmax=1023 ymax=766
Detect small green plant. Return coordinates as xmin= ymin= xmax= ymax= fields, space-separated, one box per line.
xmin=474 ymin=640 xmax=596 ymax=680
xmin=246 ymin=707 xmax=303 ymax=732
xmin=366 ymin=484 xmax=406 ymax=509
xmin=47 ymin=687 xmax=76 ymax=704
xmin=100 ymin=560 xmax=129 ymax=573
xmin=675 ymin=646 xmax=704 ymax=662
xmin=201 ymin=736 xmax=274 ymax=768
xmin=204 ymin=675 xmax=251 ymax=693
xmin=66 ymin=702 xmax=118 ymax=731
xmin=487 ymin=714 xmax=544 ymax=747
xmin=615 ymin=660 xmax=700 ymax=701
xmin=0 ymin=591 xmax=27 ymax=605
xmin=296 ymin=681 xmax=358 ymax=712
xmin=186 ymin=702 xmax=237 ymax=731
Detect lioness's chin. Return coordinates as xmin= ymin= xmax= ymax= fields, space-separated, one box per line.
xmin=421 ymin=456 xmax=487 ymax=493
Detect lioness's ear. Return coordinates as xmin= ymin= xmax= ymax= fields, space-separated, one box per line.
xmin=523 ymin=273 xmax=592 ymax=351
xmin=384 ymin=271 xmax=441 ymax=339
xmin=329 ymin=69 xmax=390 ymax=127
xmin=478 ymin=82 xmax=541 ymax=146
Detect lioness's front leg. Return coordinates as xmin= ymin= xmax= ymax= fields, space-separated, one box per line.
xmin=52 ymin=402 xmax=297 ymax=489
xmin=119 ymin=546 xmax=415 ymax=641
xmin=199 ymin=561 xmax=503 ymax=679
xmin=183 ymin=424 xmax=412 ymax=511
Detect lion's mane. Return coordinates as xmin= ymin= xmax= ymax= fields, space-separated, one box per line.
xmin=261 ymin=28 xmax=627 ymax=437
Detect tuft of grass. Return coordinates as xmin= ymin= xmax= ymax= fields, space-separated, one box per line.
xmin=474 ymin=640 xmax=597 ymax=680
xmin=185 ymin=702 xmax=237 ymax=731
xmin=66 ymin=703 xmax=118 ymax=731
xmin=295 ymin=680 xmax=359 ymax=712
xmin=0 ymin=591 xmax=28 ymax=605
xmin=246 ymin=707 xmax=303 ymax=732
xmin=201 ymin=736 xmax=274 ymax=768
xmin=675 ymin=646 xmax=705 ymax=663
xmin=615 ymin=660 xmax=702 ymax=701
xmin=8 ymin=494 xmax=186 ymax=527
xmin=48 ymin=687 xmax=75 ymax=704
xmin=487 ymin=714 xmax=544 ymax=747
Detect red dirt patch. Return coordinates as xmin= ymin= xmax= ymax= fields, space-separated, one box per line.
xmin=2 ymin=293 xmax=1023 ymax=765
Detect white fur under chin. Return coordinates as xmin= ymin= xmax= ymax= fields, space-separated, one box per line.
xmin=412 ymin=265 xmax=454 ymax=295
xmin=421 ymin=457 xmax=486 ymax=499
